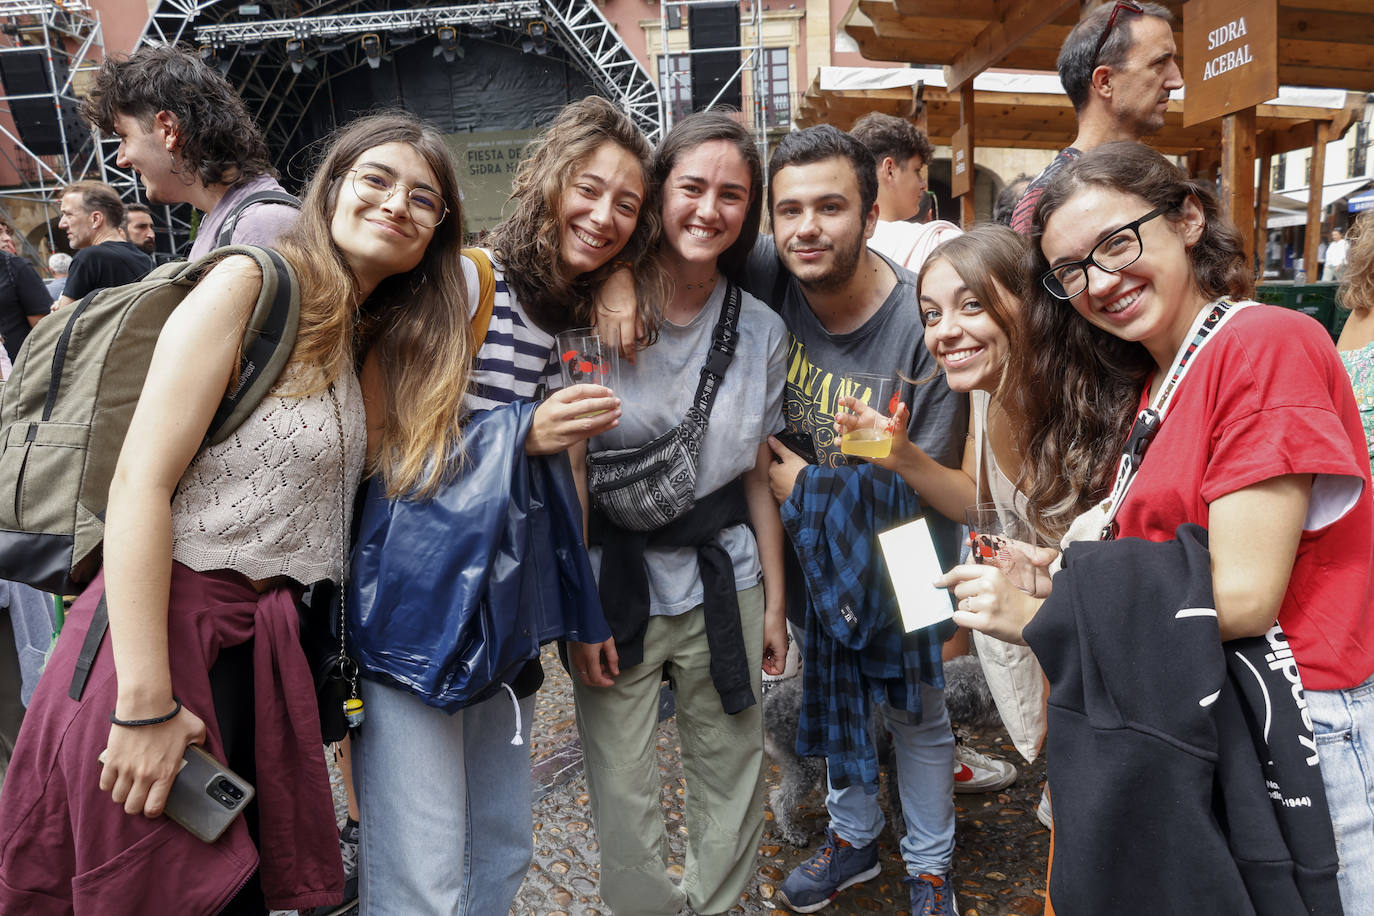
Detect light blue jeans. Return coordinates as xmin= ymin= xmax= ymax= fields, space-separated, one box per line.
xmin=352 ymin=678 xmax=535 ymax=915
xmin=1308 ymin=674 xmax=1374 ymax=913
xmin=825 ymin=681 xmax=956 ymax=876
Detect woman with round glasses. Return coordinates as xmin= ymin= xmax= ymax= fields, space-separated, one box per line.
xmin=942 ymin=141 xmax=1373 ymax=910
xmin=0 ymin=111 xmax=473 ymax=914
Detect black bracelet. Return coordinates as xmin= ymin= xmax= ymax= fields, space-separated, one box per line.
xmin=110 ymin=696 xmax=182 ymax=727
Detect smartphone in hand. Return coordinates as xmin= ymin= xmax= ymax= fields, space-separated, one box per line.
xmin=163 ymin=745 xmax=254 ymax=843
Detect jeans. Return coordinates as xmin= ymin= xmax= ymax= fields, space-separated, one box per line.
xmin=353 ymin=678 xmax=535 ymax=915
xmin=825 ymin=681 xmax=956 ymax=876
xmin=1308 ymin=674 xmax=1374 ymax=913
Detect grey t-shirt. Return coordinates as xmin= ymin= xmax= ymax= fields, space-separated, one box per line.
xmin=742 ymin=236 xmax=968 ymax=622
xmin=742 ymin=235 xmax=967 ymax=471
xmin=588 ymin=278 xmax=787 ymax=616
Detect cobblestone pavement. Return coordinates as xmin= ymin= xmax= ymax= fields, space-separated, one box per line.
xmin=519 ymin=646 xmax=1050 ymax=916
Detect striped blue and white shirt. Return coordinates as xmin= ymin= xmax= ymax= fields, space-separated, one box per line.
xmin=463 ymin=249 xmax=559 ymax=411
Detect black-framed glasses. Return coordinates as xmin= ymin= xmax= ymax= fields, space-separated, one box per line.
xmin=1041 ymin=205 xmax=1168 ymax=300
xmin=348 ymin=167 xmax=447 ymax=228
xmin=1092 ymin=0 xmax=1145 ymax=66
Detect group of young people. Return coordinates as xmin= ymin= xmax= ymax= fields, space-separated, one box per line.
xmin=0 ymin=39 xmax=1370 ymax=916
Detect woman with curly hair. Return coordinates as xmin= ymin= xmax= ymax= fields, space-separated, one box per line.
xmin=941 ymin=142 xmax=1373 ymax=912
xmin=82 ymin=44 xmax=298 ymax=257
xmin=350 ymin=94 xmax=664 ymax=915
xmin=1337 ymin=213 xmax=1374 ymax=470
xmin=0 ymin=111 xmax=472 ymax=915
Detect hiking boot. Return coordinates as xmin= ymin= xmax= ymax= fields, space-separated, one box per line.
xmin=905 ymin=872 xmax=956 ymax=916
xmin=776 ymin=827 xmax=880 ymax=913
xmin=952 ymin=737 xmax=1017 ymax=793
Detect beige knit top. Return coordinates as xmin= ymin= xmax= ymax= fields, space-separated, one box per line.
xmin=170 ymin=364 xmax=367 ymax=585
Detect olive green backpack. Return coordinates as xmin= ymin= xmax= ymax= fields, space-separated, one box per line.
xmin=0 ymin=244 xmax=299 ymax=595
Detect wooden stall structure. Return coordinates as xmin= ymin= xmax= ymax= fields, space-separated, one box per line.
xmin=836 ymin=0 xmax=1374 ymax=265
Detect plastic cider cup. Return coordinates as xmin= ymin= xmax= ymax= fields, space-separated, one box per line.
xmin=555 ymin=327 xmax=619 ymax=417
xmin=838 ymin=372 xmax=898 ymax=459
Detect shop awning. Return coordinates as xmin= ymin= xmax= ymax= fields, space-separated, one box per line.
xmin=1275 ymin=177 xmax=1372 ymax=210
xmin=1348 ymin=189 xmax=1374 ymax=213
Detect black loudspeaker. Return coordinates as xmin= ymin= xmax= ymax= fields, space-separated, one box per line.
xmin=0 ymin=48 xmax=90 ymax=156
xmin=688 ymin=2 xmax=741 ymax=111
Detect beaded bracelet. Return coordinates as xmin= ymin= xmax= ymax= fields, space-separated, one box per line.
xmin=109 ymin=696 xmax=182 ymax=727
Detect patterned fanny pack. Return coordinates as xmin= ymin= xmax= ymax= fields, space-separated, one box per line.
xmin=587 ymin=283 xmax=741 ymax=531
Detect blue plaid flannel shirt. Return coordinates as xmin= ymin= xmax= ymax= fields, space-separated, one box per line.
xmin=780 ymin=462 xmax=955 ymax=793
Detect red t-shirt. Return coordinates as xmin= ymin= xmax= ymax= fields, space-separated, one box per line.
xmin=1114 ymin=304 xmax=1374 ymax=692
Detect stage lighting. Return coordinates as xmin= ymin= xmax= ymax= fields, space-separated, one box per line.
xmin=361 ymin=33 xmax=382 ymax=69
xmin=434 ymin=25 xmax=463 ymax=62
xmin=286 ymin=38 xmax=306 ymax=74
xmin=528 ymin=20 xmax=548 ymax=56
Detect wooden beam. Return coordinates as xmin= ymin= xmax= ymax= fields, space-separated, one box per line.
xmin=1303 ymin=123 xmax=1330 ymax=282
xmin=911 ymin=82 xmax=927 ymax=135
xmin=943 ymin=0 xmax=1078 ymax=89
xmin=1255 ymin=136 xmax=1273 ymax=270
xmin=959 ymin=83 xmax=976 ymax=227
xmin=1221 ymin=107 xmax=1258 ymax=275
xmin=945 ymin=0 xmax=1071 ymax=89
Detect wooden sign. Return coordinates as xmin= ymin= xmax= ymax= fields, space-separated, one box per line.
xmin=1182 ymin=0 xmax=1278 ymax=127
xmin=951 ymin=124 xmax=971 ymax=198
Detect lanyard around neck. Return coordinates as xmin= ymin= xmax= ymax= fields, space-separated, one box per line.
xmin=1096 ymin=298 xmax=1251 ymax=540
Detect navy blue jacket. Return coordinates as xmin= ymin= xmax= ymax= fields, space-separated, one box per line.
xmin=348 ymin=400 xmax=609 ymax=712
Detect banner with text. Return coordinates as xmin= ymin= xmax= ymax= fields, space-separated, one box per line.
xmin=445 ymin=130 xmax=539 ymax=237
xmin=1182 ymin=0 xmax=1277 ymax=127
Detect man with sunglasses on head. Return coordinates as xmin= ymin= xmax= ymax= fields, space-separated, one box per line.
xmin=80 ymin=45 xmax=298 ymax=260
xmin=1010 ymin=0 xmax=1182 ymax=235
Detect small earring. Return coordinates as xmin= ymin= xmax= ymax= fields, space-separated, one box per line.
xmin=409 ymin=271 xmax=428 ymax=295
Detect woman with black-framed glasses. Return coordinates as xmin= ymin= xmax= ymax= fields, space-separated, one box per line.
xmin=937 ymin=141 xmax=1372 ymax=912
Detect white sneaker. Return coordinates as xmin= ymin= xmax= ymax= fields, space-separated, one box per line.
xmin=1036 ymin=786 xmax=1053 ymax=828
xmin=952 ymin=739 xmax=1017 ymax=793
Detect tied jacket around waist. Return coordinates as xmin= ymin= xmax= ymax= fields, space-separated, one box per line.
xmin=0 ymin=565 xmax=343 ymax=915
xmin=1026 ymin=523 xmax=1343 ymax=916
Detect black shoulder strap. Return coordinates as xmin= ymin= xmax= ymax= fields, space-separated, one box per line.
xmin=68 ymin=594 xmax=106 ymax=699
xmin=200 ymin=245 xmax=301 ymax=446
xmin=214 ymin=189 xmax=301 ymax=248
xmin=692 ymin=283 xmax=743 ymax=419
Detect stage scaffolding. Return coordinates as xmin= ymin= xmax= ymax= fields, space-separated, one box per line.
xmin=0 ymin=0 xmax=105 ymax=257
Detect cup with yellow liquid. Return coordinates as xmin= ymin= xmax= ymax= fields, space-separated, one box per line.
xmin=555 ymin=327 xmax=619 ymax=416
xmin=838 ymin=372 xmax=898 ymax=459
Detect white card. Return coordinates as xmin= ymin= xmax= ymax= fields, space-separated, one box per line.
xmin=878 ymin=516 xmax=955 ymax=633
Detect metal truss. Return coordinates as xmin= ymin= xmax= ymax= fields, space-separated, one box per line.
xmin=94 ymin=1 xmax=663 ymax=247
xmin=193 ymin=1 xmax=660 ymax=143
xmin=195 ymin=2 xmax=543 ymax=44
xmin=0 ymin=0 xmax=105 ymax=255
xmin=656 ymin=1 xmax=772 ymax=164
xmin=540 ymin=0 xmax=661 ymax=143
